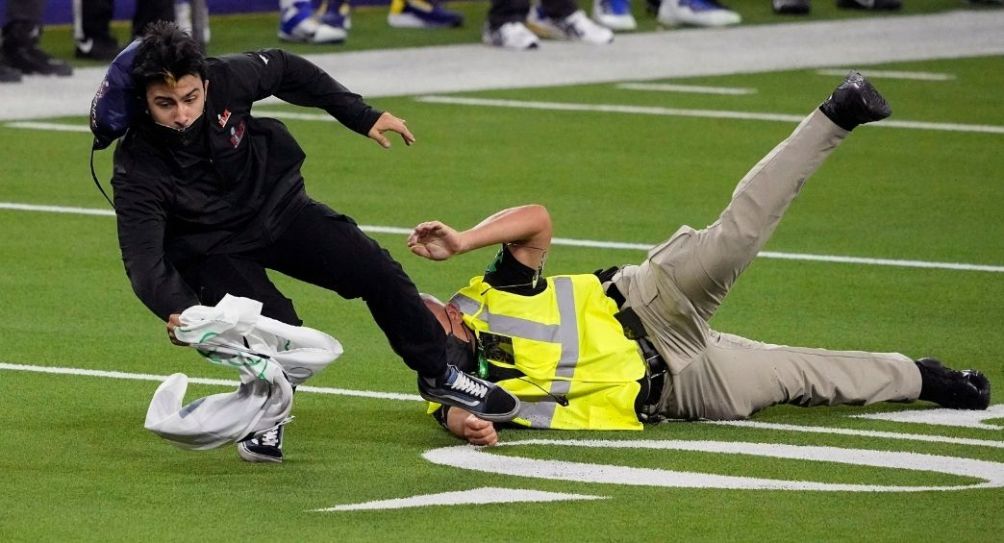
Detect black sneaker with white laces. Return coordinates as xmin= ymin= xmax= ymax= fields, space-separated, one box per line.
xmin=916 ymin=358 xmax=991 ymax=410
xmin=237 ymin=419 xmax=290 ymax=464
xmin=418 ymin=365 xmax=520 ymax=422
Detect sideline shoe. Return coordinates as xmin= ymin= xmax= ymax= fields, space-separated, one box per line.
xmin=418 ymin=365 xmax=520 ymax=422
xmin=657 ymin=0 xmax=742 ymax=27
xmin=836 ymin=0 xmax=902 ymax=10
xmin=594 ymin=0 xmax=638 ymax=31
xmin=75 ymin=35 xmax=122 ymax=60
xmin=818 ymin=71 xmax=891 ymax=130
xmin=321 ymin=0 xmax=353 ymax=31
xmin=483 ymin=21 xmax=540 ymax=50
xmin=916 ymin=358 xmax=991 ymax=410
xmin=279 ymin=1 xmax=348 ymax=44
xmin=1 ymin=22 xmax=72 ymax=76
xmin=388 ymin=0 xmax=464 ymax=28
xmin=0 ymin=60 xmax=21 ymax=83
xmin=237 ymin=419 xmax=291 ymax=463
xmin=773 ymin=0 xmax=811 ymax=14
xmin=527 ymin=8 xmax=614 ymax=44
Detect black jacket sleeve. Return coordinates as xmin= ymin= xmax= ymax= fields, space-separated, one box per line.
xmin=112 ymin=143 xmax=199 ymax=321
xmin=218 ymin=49 xmax=383 ymax=136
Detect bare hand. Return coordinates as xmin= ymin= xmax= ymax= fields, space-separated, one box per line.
xmin=166 ymin=313 xmax=189 ymax=346
xmin=462 ymin=414 xmax=498 ymax=446
xmin=367 ymin=111 xmax=415 ymax=149
xmin=408 ymin=221 xmax=463 ymax=261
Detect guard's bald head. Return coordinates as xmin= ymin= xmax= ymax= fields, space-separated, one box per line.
xmin=420 ymin=293 xmax=452 ymax=334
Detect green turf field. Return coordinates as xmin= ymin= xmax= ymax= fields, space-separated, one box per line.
xmin=2 ymin=10 xmax=1004 ymax=542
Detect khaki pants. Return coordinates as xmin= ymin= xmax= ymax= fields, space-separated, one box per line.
xmin=613 ymin=110 xmax=921 ymax=420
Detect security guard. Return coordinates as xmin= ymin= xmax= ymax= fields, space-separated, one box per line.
xmin=410 ymin=73 xmax=991 ymax=445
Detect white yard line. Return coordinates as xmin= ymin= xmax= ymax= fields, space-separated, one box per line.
xmin=5 ymin=121 xmax=92 ymax=132
xmin=616 ymin=83 xmax=757 ymax=95
xmin=816 ymin=69 xmax=956 ymax=81
xmin=4 ymin=361 xmax=1001 ymax=451
xmin=13 ymin=98 xmax=1003 ymax=137
xmin=1 ymin=11 xmax=1002 ymax=122
xmin=413 ymin=96 xmax=1004 ymax=135
xmin=2 ymin=201 xmax=1002 ymax=273
xmin=708 ymin=420 xmax=1004 ymax=449
xmin=0 ymin=362 xmax=422 ymax=402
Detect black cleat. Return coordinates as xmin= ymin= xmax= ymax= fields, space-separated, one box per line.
xmin=0 ymin=59 xmax=21 ymax=83
xmin=237 ymin=419 xmax=289 ymax=464
xmin=819 ymin=71 xmax=891 ymax=131
xmin=773 ymin=0 xmax=811 ymax=14
xmin=1 ymin=21 xmax=73 ymax=77
xmin=836 ymin=0 xmax=902 ymax=10
xmin=4 ymin=46 xmax=73 ymax=76
xmin=916 ymin=358 xmax=991 ymax=410
xmin=419 ymin=365 xmax=520 ymax=422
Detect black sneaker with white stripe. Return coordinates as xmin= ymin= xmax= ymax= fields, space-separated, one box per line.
xmin=418 ymin=365 xmax=520 ymax=422
xmin=237 ymin=419 xmax=290 ymax=464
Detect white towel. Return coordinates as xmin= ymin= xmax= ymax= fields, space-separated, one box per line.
xmin=144 ymin=294 xmax=342 ymax=450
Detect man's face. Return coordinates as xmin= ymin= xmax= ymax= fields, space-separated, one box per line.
xmin=145 ymin=74 xmax=207 ymax=129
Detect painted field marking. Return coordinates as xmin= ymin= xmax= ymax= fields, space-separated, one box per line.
xmin=616 ymin=83 xmax=757 ymax=95
xmin=424 ymin=439 xmax=1004 ymax=492
xmin=4 ymin=121 xmax=91 ymax=132
xmin=8 ymin=95 xmax=1002 ymax=136
xmin=2 ymin=201 xmax=1002 ymax=274
xmin=852 ymin=404 xmax=1004 ymax=430
xmin=0 ymin=362 xmax=423 ymax=402
xmin=707 ymin=420 xmax=1004 ymax=449
xmin=3 ymin=360 xmax=1002 ymax=441
xmin=412 ymin=96 xmax=1004 ymax=135
xmin=816 ymin=69 xmax=956 ymax=81
xmin=313 ymin=487 xmax=604 ymax=512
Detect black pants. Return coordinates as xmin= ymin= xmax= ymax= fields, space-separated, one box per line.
xmin=74 ymin=0 xmax=174 ymax=40
xmin=178 ymin=201 xmax=447 ymax=378
xmin=488 ymin=0 xmax=577 ymax=27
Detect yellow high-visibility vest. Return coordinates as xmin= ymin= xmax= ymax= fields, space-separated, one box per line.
xmin=451 ymin=274 xmax=644 ymax=430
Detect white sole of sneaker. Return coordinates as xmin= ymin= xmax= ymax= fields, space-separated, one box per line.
xmin=236 ymin=442 xmax=283 ymax=464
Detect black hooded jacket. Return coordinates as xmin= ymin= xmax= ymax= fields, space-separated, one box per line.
xmin=111 ymin=49 xmax=382 ymax=320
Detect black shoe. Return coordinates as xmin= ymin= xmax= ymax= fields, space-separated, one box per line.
xmin=75 ymin=35 xmax=122 ymax=61
xmin=916 ymin=358 xmax=991 ymax=410
xmin=818 ymin=71 xmax=891 ymax=131
xmin=773 ymin=0 xmax=811 ymax=14
xmin=418 ymin=365 xmax=520 ymax=422
xmin=0 ymin=60 xmax=21 ymax=83
xmin=237 ymin=419 xmax=289 ymax=463
xmin=836 ymin=0 xmax=902 ymax=10
xmin=4 ymin=46 xmax=73 ymax=76
xmin=1 ymin=21 xmax=73 ymax=76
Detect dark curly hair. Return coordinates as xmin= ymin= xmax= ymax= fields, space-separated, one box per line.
xmin=131 ymin=21 xmax=207 ymax=92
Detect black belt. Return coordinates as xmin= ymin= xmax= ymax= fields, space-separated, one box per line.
xmin=605 ymin=282 xmax=669 ymax=420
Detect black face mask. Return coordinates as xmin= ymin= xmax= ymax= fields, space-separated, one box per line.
xmin=150 ymin=109 xmax=206 ymax=147
xmin=444 ymin=331 xmax=477 ymax=374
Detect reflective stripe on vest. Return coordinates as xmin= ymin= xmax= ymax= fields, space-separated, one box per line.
xmin=449 ymin=273 xmax=638 ymax=429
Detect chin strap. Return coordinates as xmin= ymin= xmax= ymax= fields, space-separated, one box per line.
xmin=90 ymin=142 xmax=116 ymax=210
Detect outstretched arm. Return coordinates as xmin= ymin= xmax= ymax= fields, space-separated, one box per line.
xmin=408 ymin=204 xmax=552 ymax=270
xmin=444 ymin=407 xmax=498 ymax=446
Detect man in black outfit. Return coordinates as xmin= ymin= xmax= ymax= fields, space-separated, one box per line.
xmin=74 ymin=0 xmax=176 ymax=60
xmin=112 ymin=21 xmax=518 ymax=463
